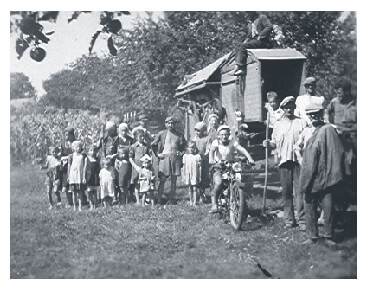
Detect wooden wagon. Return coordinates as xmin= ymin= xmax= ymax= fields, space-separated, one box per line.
xmin=175 ymin=48 xmax=307 ymax=149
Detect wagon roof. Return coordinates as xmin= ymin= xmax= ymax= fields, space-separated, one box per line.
xmin=175 ymin=49 xmax=306 ymax=97
xmin=248 ymin=48 xmax=306 ymax=60
xmin=175 ymin=52 xmax=233 ymax=97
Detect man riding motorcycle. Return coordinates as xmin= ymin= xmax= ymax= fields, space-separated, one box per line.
xmin=209 ymin=125 xmax=255 ymax=213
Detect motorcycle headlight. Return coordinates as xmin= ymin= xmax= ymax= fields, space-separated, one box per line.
xmin=232 ymin=162 xmax=242 ymax=173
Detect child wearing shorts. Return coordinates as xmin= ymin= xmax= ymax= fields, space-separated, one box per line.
xmin=130 ymin=154 xmax=156 ymax=207
xmin=86 ymin=145 xmax=101 ymax=210
xmin=40 ymin=146 xmax=61 ymax=210
xmin=67 ymin=141 xmax=87 ymax=212
xmin=99 ymin=157 xmax=115 ymax=207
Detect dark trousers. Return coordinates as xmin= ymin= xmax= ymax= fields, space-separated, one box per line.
xmin=305 ymin=188 xmax=335 ymax=239
xmin=279 ymin=161 xmax=301 ymax=225
xmin=235 ymin=39 xmax=270 ymax=67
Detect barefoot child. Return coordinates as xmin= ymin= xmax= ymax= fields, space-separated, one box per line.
xmin=99 ymin=157 xmax=115 ymax=207
xmin=182 ymin=141 xmax=202 ymax=206
xmin=130 ymin=154 xmax=155 ymax=207
xmin=40 ymin=146 xmax=61 ymax=210
xmin=68 ymin=141 xmax=87 ymax=211
xmin=129 ymin=129 xmax=151 ymax=205
xmin=86 ymin=145 xmax=101 ymax=210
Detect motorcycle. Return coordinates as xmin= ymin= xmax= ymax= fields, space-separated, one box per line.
xmin=211 ymin=157 xmax=254 ymax=231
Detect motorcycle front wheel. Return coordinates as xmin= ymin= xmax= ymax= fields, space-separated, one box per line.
xmin=229 ymin=182 xmax=248 ymax=231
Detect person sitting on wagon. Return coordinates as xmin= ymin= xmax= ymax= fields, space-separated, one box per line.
xmin=209 ymin=125 xmax=255 ymax=213
xmin=234 ymin=12 xmax=273 ymax=76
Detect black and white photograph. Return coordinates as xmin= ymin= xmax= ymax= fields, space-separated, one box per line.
xmin=8 ymin=4 xmax=361 ymax=280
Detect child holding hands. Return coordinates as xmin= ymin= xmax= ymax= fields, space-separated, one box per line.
xmin=129 ymin=129 xmax=151 ymax=205
xmin=130 ymin=154 xmax=156 ymax=207
xmin=182 ymin=141 xmax=202 ymax=206
xmin=41 ymin=146 xmax=62 ymax=210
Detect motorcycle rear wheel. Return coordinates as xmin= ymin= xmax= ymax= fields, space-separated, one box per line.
xmin=229 ymin=182 xmax=248 ymax=231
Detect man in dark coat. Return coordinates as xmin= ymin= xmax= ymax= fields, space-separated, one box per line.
xmin=151 ymin=116 xmax=187 ymax=205
xmin=300 ymin=103 xmax=345 ymax=245
xmin=234 ymin=12 xmax=273 ymax=76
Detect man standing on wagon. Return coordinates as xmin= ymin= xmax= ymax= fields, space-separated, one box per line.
xmin=151 ymin=116 xmax=187 ymax=205
xmin=263 ymin=97 xmax=307 ymax=228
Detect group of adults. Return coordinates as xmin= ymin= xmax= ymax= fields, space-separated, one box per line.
xmin=263 ymin=76 xmax=356 ymax=245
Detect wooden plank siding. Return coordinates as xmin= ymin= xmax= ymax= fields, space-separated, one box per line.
xmin=243 ymin=61 xmax=262 ymax=122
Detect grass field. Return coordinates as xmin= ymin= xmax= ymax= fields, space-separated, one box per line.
xmin=10 ymin=165 xmax=357 ymax=279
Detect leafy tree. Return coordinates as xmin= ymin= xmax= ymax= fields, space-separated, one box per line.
xmin=41 ymin=11 xmax=356 ymax=113
xmin=10 ymin=72 xmax=36 ymax=99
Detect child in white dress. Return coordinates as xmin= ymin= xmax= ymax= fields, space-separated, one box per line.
xmin=99 ymin=157 xmax=115 ymax=207
xmin=130 ymin=154 xmax=155 ymax=207
xmin=182 ymin=141 xmax=202 ymax=206
xmin=68 ymin=141 xmax=87 ymax=211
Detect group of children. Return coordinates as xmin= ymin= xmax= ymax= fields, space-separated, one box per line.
xmin=41 ymin=127 xmax=157 ymax=211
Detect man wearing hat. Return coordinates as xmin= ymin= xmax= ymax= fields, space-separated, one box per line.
xmin=295 ymin=77 xmax=325 ymax=124
xmin=263 ymin=96 xmax=307 ymax=228
xmin=132 ymin=114 xmax=153 ymax=144
xmin=151 ymin=116 xmax=187 ymax=205
xmin=299 ymin=102 xmax=344 ymax=245
xmin=60 ymin=127 xmax=76 ymax=207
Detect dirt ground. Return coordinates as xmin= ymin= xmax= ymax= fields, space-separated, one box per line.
xmin=10 ymin=165 xmax=357 ymax=279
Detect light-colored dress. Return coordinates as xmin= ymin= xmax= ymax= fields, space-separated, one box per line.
xmin=182 ymin=153 xmax=201 ymax=186
xmin=137 ymin=168 xmax=155 ymax=193
xmin=99 ymin=167 xmax=115 ymax=198
xmin=68 ymin=153 xmax=84 ymax=184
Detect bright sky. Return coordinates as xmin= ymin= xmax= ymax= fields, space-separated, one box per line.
xmin=10 ymin=11 xmax=163 ymax=97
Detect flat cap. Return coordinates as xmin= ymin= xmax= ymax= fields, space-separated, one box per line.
xmin=165 ymin=116 xmax=176 ymax=123
xmin=139 ymin=114 xmax=148 ymax=121
xmin=64 ymin=127 xmax=75 ymax=134
xmin=217 ymin=124 xmax=230 ymax=133
xmin=194 ymin=121 xmax=207 ymax=131
xmin=105 ymin=121 xmax=116 ymax=130
xmin=280 ymin=96 xmax=296 ymax=109
xmin=303 ymin=77 xmax=316 ymax=85
xmin=118 ymin=122 xmax=129 ymax=131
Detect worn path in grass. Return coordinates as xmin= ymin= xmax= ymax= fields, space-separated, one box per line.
xmin=10 ymin=165 xmax=357 ymax=278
